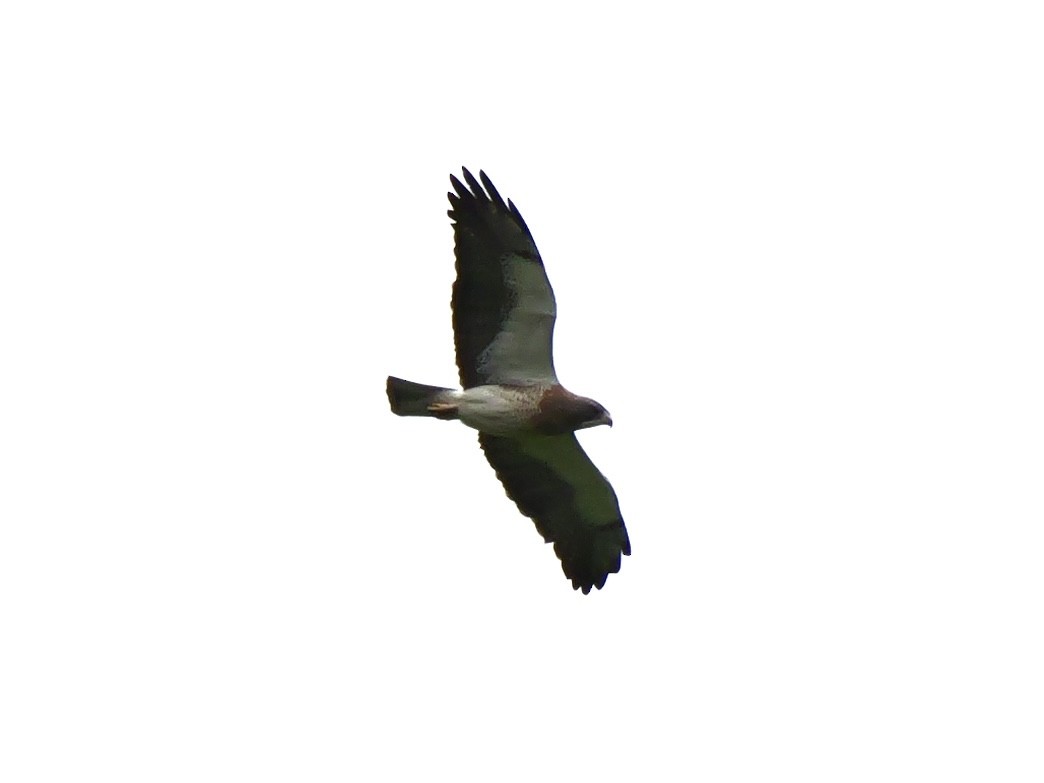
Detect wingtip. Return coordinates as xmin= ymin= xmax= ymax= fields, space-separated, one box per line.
xmin=571 ymin=576 xmax=604 ymax=595
xmin=479 ymin=170 xmax=508 ymax=210
xmin=449 ymin=167 xmax=487 ymax=207
xmin=461 ymin=167 xmax=484 ymax=199
xmin=448 ymin=172 xmax=466 ymax=199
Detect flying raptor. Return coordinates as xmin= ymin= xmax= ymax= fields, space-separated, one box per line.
xmin=386 ymin=169 xmax=630 ymax=593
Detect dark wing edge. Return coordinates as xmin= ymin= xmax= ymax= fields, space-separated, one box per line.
xmin=478 ymin=433 xmax=631 ymax=594
xmin=447 ymin=168 xmax=556 ymax=388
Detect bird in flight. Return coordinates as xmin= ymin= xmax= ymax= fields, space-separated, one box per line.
xmin=387 ymin=169 xmax=630 ymax=593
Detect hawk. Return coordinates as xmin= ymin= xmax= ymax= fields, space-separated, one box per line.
xmin=386 ymin=169 xmax=630 ymax=593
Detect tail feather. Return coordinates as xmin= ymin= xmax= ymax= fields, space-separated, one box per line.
xmin=386 ymin=376 xmax=456 ymax=418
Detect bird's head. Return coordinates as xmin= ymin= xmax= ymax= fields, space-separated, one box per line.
xmin=534 ymin=386 xmax=614 ymax=435
xmin=575 ymin=398 xmax=613 ymax=430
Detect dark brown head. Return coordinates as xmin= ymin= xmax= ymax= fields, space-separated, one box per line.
xmin=535 ymin=386 xmax=613 ymax=435
xmin=572 ymin=396 xmax=613 ymax=431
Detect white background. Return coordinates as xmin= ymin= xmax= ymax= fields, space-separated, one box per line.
xmin=2 ymin=2 xmax=1042 ymax=780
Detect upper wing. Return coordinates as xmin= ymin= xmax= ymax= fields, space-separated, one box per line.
xmin=448 ymin=169 xmax=557 ymax=388
xmin=479 ymin=432 xmax=630 ymax=594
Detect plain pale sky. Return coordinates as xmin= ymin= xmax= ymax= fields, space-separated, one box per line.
xmin=2 ymin=2 xmax=1042 ymax=781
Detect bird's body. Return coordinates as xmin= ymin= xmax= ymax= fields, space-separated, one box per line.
xmin=386 ymin=169 xmax=629 ymax=593
xmin=387 ymin=379 xmax=612 ymax=437
xmin=454 ymin=384 xmax=545 ymax=436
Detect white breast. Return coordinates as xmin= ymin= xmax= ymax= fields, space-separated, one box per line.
xmin=455 ymin=385 xmax=546 ymax=436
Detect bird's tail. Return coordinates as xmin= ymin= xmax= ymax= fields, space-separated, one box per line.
xmin=386 ymin=376 xmax=458 ymax=419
